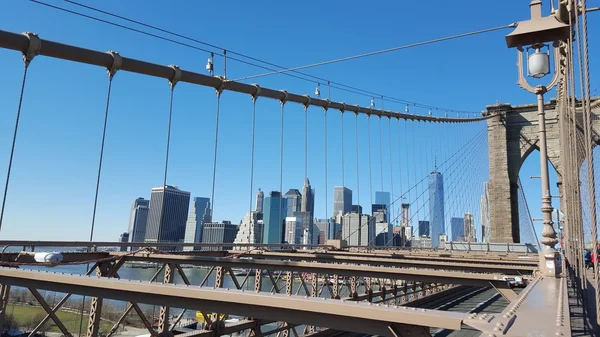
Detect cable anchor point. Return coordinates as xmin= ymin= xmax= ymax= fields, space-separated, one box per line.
xmin=252 ymin=84 xmax=261 ymax=102
xmin=168 ymin=65 xmax=182 ymax=89
xmin=106 ymin=51 xmax=122 ymax=79
xmin=279 ymin=90 xmax=289 ymax=106
xmin=22 ymin=32 xmax=41 ymax=66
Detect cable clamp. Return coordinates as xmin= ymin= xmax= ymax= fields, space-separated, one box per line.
xmin=353 ymin=105 xmax=360 ymax=116
xmin=339 ymin=103 xmax=346 ymax=115
xmin=280 ymin=90 xmax=288 ymax=106
xmin=168 ymin=65 xmax=182 ymax=88
xmin=303 ymin=95 xmax=311 ymax=109
xmin=323 ymin=99 xmax=331 ymax=113
xmin=252 ymin=84 xmax=261 ymax=102
xmin=22 ymin=32 xmax=41 ymax=65
xmin=216 ymin=76 xmax=226 ymax=95
xmin=107 ymin=51 xmax=122 ymax=78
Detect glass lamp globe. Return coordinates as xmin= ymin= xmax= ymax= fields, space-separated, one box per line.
xmin=527 ymin=47 xmax=550 ymax=79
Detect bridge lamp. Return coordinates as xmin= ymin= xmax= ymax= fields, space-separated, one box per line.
xmin=505 ymin=0 xmax=570 ymax=277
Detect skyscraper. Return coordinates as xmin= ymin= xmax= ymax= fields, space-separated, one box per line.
xmin=418 ymin=220 xmax=430 ymax=237
xmin=300 ymin=178 xmax=315 ymax=245
xmin=128 ymin=197 xmax=149 ymax=243
xmin=341 ymin=213 xmax=373 ymax=246
xmin=284 ymin=189 xmax=302 ymax=217
xmin=375 ymin=191 xmax=391 ymax=206
xmin=428 ymin=171 xmax=445 ymax=247
xmin=263 ymin=191 xmax=287 ymax=244
xmin=256 ymin=188 xmax=264 ymax=213
xmin=118 ymin=232 xmax=129 ymax=252
xmin=480 ymin=182 xmax=491 ymax=243
xmin=372 ymin=204 xmax=388 ymax=223
xmin=450 ymin=217 xmax=465 ymax=241
xmin=333 ymin=186 xmax=352 ymax=216
xmin=401 ymin=203 xmax=410 ymax=227
xmin=233 ymin=211 xmax=263 ymax=248
xmin=201 ymin=221 xmax=237 ymax=251
xmin=284 ymin=216 xmax=303 ymax=244
xmin=144 ymin=185 xmax=191 ymax=250
xmin=301 ymin=178 xmax=314 ymax=214
xmin=464 ymin=212 xmax=476 ymax=241
xmin=183 ymin=197 xmax=211 ymax=251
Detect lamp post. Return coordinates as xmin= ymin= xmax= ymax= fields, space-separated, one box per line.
xmin=506 ymin=0 xmax=570 ymax=277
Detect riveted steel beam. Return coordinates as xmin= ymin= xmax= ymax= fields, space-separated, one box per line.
xmin=0 ymin=268 xmax=471 ymax=336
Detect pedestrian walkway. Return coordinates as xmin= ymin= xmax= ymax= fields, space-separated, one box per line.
xmin=569 ymin=269 xmax=599 ymax=336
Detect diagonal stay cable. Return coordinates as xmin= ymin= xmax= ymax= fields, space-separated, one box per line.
xmin=343 ymin=125 xmax=486 ymax=244
xmin=236 ymin=24 xmax=516 ymax=81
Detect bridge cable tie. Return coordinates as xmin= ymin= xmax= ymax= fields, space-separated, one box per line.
xmin=251 ymin=84 xmax=261 ymax=102
xmin=168 ymin=65 xmax=182 ymax=89
xmin=106 ymin=51 xmax=122 ymax=79
xmin=22 ymin=32 xmax=41 ymax=65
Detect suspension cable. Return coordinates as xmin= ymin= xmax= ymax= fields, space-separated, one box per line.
xmin=324 ymin=108 xmax=329 ymax=225
xmin=89 ymin=70 xmax=115 ymax=242
xmin=237 ymin=24 xmax=516 ymax=81
xmin=355 ymin=112 xmax=361 ymax=217
xmin=210 ymin=89 xmax=222 ymax=220
xmin=388 ymin=116 xmax=395 ymax=227
xmin=0 ymin=64 xmax=30 ymax=235
xmin=279 ymin=97 xmax=286 ymax=243
xmin=248 ymin=96 xmax=258 ymax=245
xmin=340 ymin=110 xmax=345 ymax=188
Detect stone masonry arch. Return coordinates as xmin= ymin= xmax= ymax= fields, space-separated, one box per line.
xmin=484 ymin=98 xmax=599 ymax=243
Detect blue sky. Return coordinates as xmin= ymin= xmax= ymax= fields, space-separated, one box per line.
xmin=0 ymin=0 xmax=597 ymax=242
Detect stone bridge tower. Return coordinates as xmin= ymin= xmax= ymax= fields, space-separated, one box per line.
xmin=484 ymin=98 xmax=599 ymax=243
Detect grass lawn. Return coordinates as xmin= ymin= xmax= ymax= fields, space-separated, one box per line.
xmin=6 ymin=304 xmax=114 ymax=334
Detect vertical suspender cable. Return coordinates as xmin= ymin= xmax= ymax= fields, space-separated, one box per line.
xmin=158 ymin=85 xmax=176 ymax=239
xmin=367 ymin=116 xmax=374 ymax=219
xmin=324 ymin=108 xmax=329 ymax=226
xmin=279 ymin=96 xmax=286 ymax=244
xmin=304 ymin=105 xmax=308 ymax=180
xmin=340 ymin=110 xmax=345 ymax=188
xmin=388 ymin=116 xmax=395 ymax=227
xmin=396 ymin=119 xmax=403 ymax=208
xmin=378 ymin=116 xmax=384 ymax=196
xmin=404 ymin=117 xmax=411 ymax=233
xmin=355 ymin=113 xmax=360 ymax=214
xmin=89 ymin=71 xmax=116 ymax=242
xmin=248 ymin=93 xmax=258 ymax=246
xmin=210 ymin=86 xmax=223 ymax=221
xmin=0 ymin=64 xmax=30 ymax=235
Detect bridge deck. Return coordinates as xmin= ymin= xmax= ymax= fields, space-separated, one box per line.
xmin=464 ymin=276 xmax=571 ymax=336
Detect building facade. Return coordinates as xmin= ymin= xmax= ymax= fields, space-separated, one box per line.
xmin=341 ymin=213 xmax=373 ymax=246
xmin=128 ymin=197 xmax=150 ymax=243
xmin=256 ymin=188 xmax=264 ymax=213
xmin=450 ymin=217 xmax=465 ymax=241
xmin=464 ymin=212 xmax=476 ymax=241
xmin=418 ymin=220 xmax=430 ymax=237
xmin=333 ymin=186 xmax=352 ymax=216
xmin=233 ymin=211 xmax=263 ymax=248
xmin=201 ymin=221 xmax=238 ymax=251
xmin=428 ymin=171 xmax=445 ymax=247
xmin=118 ymin=232 xmax=129 ymax=252
xmin=375 ymin=191 xmax=391 ymax=206
xmin=144 ymin=185 xmax=191 ymax=250
xmin=263 ymin=191 xmax=287 ymax=244
xmin=284 ymin=189 xmax=302 ymax=217
xmin=480 ymin=182 xmax=491 ymax=242
xmin=183 ymin=197 xmax=211 ymax=251
xmin=284 ymin=216 xmax=303 ymax=244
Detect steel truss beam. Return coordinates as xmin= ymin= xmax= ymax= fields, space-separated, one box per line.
xmin=108 ymin=253 xmax=519 ymax=287
xmin=0 ymin=268 xmax=471 ymax=336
